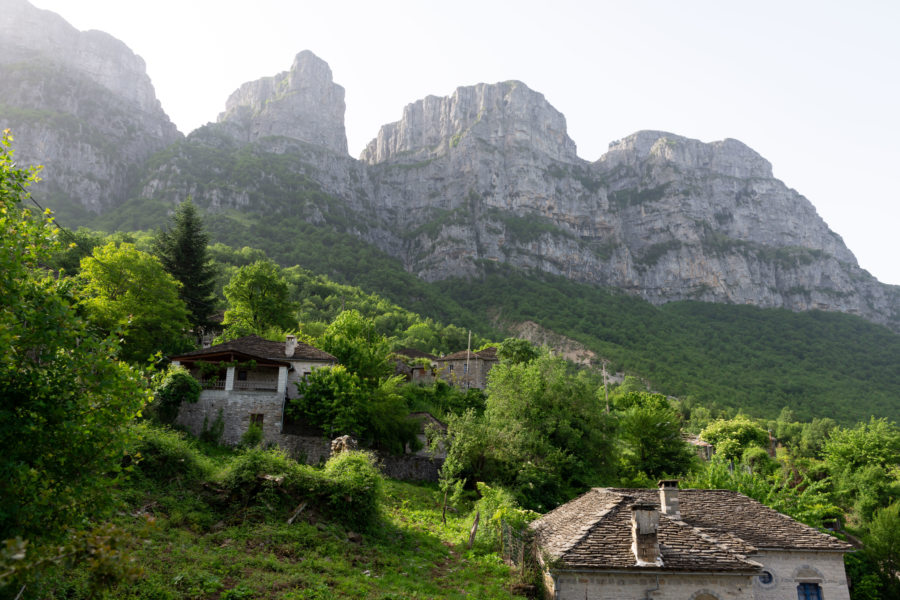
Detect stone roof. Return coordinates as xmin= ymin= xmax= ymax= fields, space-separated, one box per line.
xmin=437 ymin=346 xmax=498 ymax=362
xmin=171 ymin=334 xmax=336 ymax=363
xmin=530 ymin=487 xmax=851 ymax=573
xmin=393 ymin=347 xmax=437 ymax=361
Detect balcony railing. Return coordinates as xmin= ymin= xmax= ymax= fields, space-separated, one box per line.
xmin=233 ymin=379 xmax=278 ymax=392
xmin=198 ymin=378 xmax=225 ymax=390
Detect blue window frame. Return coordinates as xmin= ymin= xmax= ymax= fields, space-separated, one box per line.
xmin=797 ymin=583 xmax=822 ymax=600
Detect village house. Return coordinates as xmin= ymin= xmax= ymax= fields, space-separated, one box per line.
xmin=530 ymin=480 xmax=852 ymax=600
xmin=170 ymin=334 xmax=336 ymax=451
xmin=392 ymin=347 xmax=437 ymax=384
xmin=435 ymin=346 xmax=498 ymax=389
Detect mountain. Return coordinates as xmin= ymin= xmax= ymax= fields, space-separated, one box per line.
xmin=125 ymin=52 xmax=899 ymax=330
xmin=1 ymin=4 xmax=899 ymax=421
xmin=0 ymin=0 xmax=181 ymax=217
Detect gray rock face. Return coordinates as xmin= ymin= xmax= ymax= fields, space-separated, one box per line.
xmin=0 ymin=0 xmax=180 ymax=212
xmin=137 ymin=55 xmax=900 ymax=329
xmin=217 ymin=50 xmax=348 ymax=155
xmin=361 ymin=80 xmax=577 ymax=165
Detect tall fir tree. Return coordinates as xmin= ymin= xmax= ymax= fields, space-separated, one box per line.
xmin=152 ymin=199 xmax=218 ymax=338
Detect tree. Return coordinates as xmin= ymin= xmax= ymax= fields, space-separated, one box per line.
xmin=0 ymin=131 xmax=150 ymax=586
xmin=478 ymin=354 xmax=616 ymax=510
xmin=77 ymin=242 xmax=191 ymax=363
xmin=497 ymin=337 xmax=540 ymax=365
xmin=222 ymin=260 xmax=296 ymax=336
xmin=864 ymin=502 xmax=900 ymax=598
xmin=700 ymin=415 xmax=770 ymax=462
xmin=618 ymin=401 xmax=695 ymax=480
xmin=151 ymin=199 xmax=218 ymax=335
xmin=317 ymin=310 xmax=393 ymax=384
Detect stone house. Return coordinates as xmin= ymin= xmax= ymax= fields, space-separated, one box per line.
xmin=435 ymin=346 xmax=498 ymax=389
xmin=170 ymin=334 xmax=336 ymax=452
xmin=393 ymin=347 xmax=437 ymax=384
xmin=530 ymin=480 xmax=852 ymax=600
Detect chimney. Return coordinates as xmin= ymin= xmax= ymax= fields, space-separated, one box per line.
xmin=285 ymin=335 xmax=297 ymax=358
xmin=658 ymin=479 xmax=681 ymax=519
xmin=630 ymin=503 xmax=663 ymax=566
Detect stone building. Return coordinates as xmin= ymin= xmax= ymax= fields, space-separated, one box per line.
xmin=170 ymin=334 xmax=336 ymax=450
xmin=434 ymin=346 xmax=498 ymax=389
xmin=392 ymin=347 xmax=437 ymax=384
xmin=530 ymin=480 xmax=852 ymax=600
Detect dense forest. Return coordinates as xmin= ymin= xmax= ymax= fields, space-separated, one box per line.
xmin=3 ymin=133 xmax=900 ymax=599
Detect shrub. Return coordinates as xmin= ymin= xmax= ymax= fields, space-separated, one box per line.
xmin=151 ymin=365 xmax=201 ymax=424
xmin=199 ymin=409 xmax=225 ymax=445
xmin=219 ymin=448 xmax=384 ymax=531
xmin=127 ymin=423 xmax=213 ymax=483
xmin=319 ymin=451 xmax=384 ymax=531
xmin=240 ymin=422 xmax=264 ymax=448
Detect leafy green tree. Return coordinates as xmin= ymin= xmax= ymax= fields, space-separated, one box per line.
xmin=77 ymin=241 xmax=191 ymax=363
xmin=318 ymin=310 xmax=393 ymax=384
xmin=152 ymin=199 xmax=218 ymax=335
xmin=618 ymin=401 xmax=695 ymax=480
xmin=222 ymin=260 xmax=296 ymax=336
xmin=497 ymin=337 xmax=540 ymax=364
xmin=863 ymin=501 xmax=900 ymax=598
xmin=700 ymin=415 xmax=770 ymax=462
xmin=823 ymin=418 xmax=900 ymax=523
xmin=0 ymin=131 xmax=149 ymax=587
xmin=288 ymin=365 xmax=366 ymax=438
xmin=480 ymin=354 xmax=616 ymax=510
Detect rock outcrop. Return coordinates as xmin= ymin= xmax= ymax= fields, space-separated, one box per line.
xmin=216 ymin=50 xmax=348 ymax=155
xmin=0 ymin=0 xmax=181 ymax=213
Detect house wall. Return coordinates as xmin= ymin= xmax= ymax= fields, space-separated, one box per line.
xmin=750 ymin=550 xmax=849 ymax=600
xmin=435 ymin=358 xmax=494 ymax=389
xmin=549 ymin=572 xmax=754 ymax=600
xmin=285 ymin=359 xmax=334 ymax=399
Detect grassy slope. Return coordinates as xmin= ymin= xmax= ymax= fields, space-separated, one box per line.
xmin=44 ymin=440 xmax=526 ymax=600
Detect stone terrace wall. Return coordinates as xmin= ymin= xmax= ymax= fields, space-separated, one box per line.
xmin=176 ymin=391 xmax=442 ymax=481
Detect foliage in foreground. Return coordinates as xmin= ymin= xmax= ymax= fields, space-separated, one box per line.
xmin=33 ymin=425 xmax=528 ymax=600
xmin=0 ymin=131 xmax=151 ymax=594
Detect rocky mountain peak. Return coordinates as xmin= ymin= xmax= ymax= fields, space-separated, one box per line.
xmin=216 ymin=50 xmax=348 ymax=155
xmin=360 ymin=80 xmax=578 ymax=165
xmin=599 ymin=131 xmax=773 ymax=179
xmin=0 ymin=0 xmax=171 ymax=117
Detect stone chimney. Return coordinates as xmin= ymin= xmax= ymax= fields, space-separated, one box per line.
xmin=630 ymin=503 xmax=663 ymax=566
xmin=285 ymin=335 xmax=297 ymax=358
xmin=658 ymin=479 xmax=681 ymax=519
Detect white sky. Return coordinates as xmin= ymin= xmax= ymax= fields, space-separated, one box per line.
xmin=29 ymin=0 xmax=900 ymax=285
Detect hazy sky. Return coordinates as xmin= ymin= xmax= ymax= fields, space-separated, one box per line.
xmin=29 ymin=0 xmax=900 ymax=285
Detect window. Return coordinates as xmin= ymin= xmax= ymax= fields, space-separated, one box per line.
xmin=463 ymin=363 xmax=468 ymax=373
xmin=250 ymin=413 xmax=264 ymax=427
xmin=448 ymin=364 xmax=454 ymax=372
xmin=237 ymin=370 xmax=248 ymax=381
xmin=758 ymin=571 xmax=773 ymax=585
xmin=797 ymin=583 xmax=822 ymax=600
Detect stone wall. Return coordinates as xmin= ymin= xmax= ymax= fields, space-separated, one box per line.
xmin=751 ymin=550 xmax=849 ymax=600
xmin=550 ymin=572 xmax=753 ymax=600
xmin=543 ymin=549 xmax=850 ymax=600
xmin=176 ymin=390 xmax=442 ymax=480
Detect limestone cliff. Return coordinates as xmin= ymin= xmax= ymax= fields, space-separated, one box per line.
xmin=216 ymin=50 xmax=348 ymax=155
xmin=0 ymin=0 xmax=180 ymax=213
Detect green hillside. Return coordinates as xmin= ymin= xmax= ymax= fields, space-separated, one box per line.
xmin=72 ymin=138 xmax=900 ymax=424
